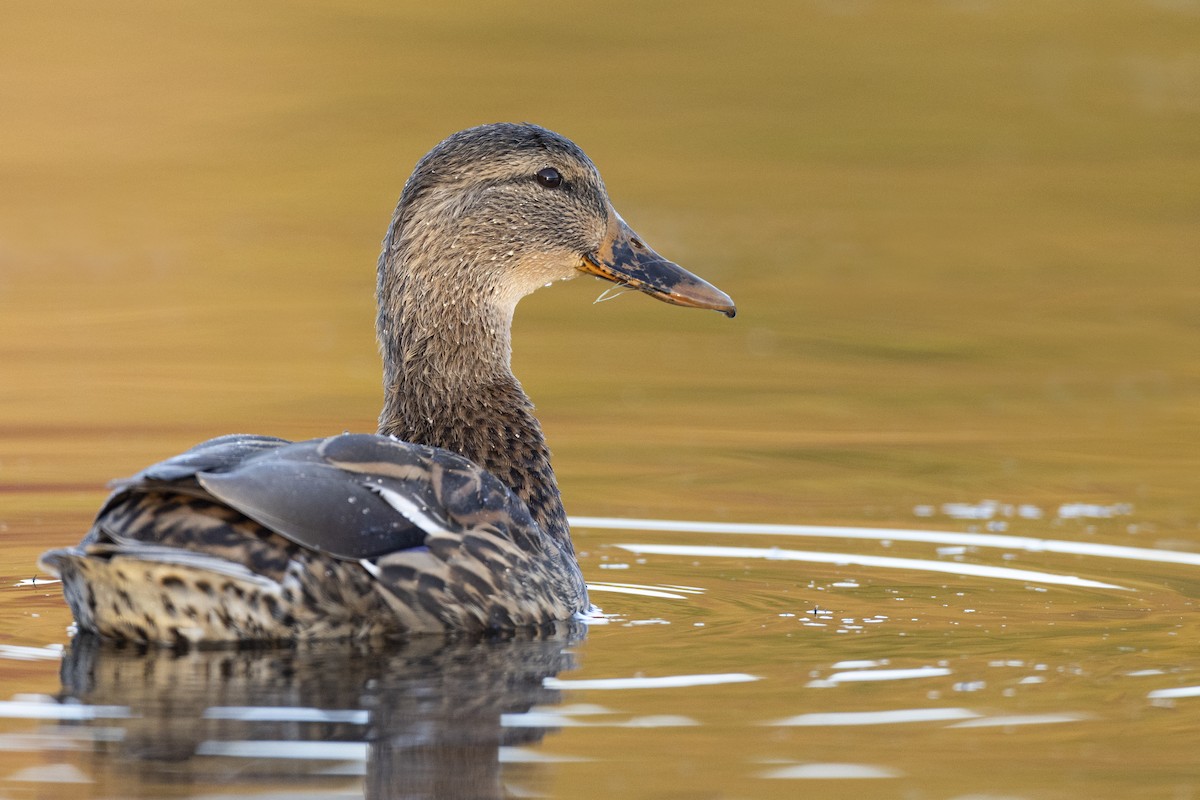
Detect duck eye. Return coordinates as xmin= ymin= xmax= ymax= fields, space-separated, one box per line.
xmin=535 ymin=167 xmax=562 ymax=189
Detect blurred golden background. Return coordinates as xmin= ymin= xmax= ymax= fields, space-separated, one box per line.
xmin=2 ymin=0 xmax=1198 ymax=534
xmin=2 ymin=5 xmax=1200 ymax=798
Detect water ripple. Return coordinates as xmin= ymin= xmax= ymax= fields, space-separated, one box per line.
xmin=572 ymin=515 xmax=1200 ymax=568
xmin=613 ymin=543 xmax=1124 ymax=590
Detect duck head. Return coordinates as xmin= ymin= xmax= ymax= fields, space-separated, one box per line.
xmin=380 ymin=123 xmax=736 ymax=319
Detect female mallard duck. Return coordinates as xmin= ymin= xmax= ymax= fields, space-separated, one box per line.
xmin=39 ymin=123 xmax=735 ymax=645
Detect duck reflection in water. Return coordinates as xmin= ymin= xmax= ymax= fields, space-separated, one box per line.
xmin=58 ymin=625 xmax=583 ymax=799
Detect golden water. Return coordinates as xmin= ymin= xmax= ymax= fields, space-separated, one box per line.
xmin=2 ymin=2 xmax=1199 ymax=797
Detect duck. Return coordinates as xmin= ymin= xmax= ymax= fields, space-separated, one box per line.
xmin=38 ymin=123 xmax=736 ymax=645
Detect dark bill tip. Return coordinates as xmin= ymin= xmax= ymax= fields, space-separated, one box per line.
xmin=579 ymin=210 xmax=736 ymax=318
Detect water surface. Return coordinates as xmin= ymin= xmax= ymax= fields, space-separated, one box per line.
xmin=2 ymin=1 xmax=1199 ymax=797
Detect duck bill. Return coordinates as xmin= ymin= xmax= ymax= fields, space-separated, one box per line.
xmin=579 ymin=209 xmax=736 ymax=318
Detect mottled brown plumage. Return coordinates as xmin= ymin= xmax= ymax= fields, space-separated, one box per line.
xmin=39 ymin=123 xmax=735 ymax=645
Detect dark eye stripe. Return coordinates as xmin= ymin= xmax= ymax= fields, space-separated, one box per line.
xmin=535 ymin=167 xmax=562 ymax=189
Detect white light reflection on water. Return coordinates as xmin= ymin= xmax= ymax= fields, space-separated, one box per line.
xmin=1147 ymin=685 xmax=1200 ymax=700
xmin=759 ymin=762 xmax=902 ymax=779
xmin=501 ymin=711 xmax=698 ymax=728
xmin=13 ymin=578 xmax=60 ymax=588
xmin=498 ymin=747 xmax=592 ymax=763
xmin=916 ymin=500 xmax=1134 ymax=522
xmin=0 ymin=700 xmax=131 ymax=721
xmin=808 ymin=666 xmax=952 ymax=687
xmin=202 ymin=707 xmax=369 ymax=724
xmin=769 ymin=707 xmax=980 ymax=726
xmin=613 ymin=543 xmax=1124 ymax=590
xmin=949 ymin=713 xmax=1090 ymax=728
xmin=585 ymin=583 xmax=692 ymax=600
xmin=195 ymin=739 xmax=368 ymax=760
xmin=545 ymin=673 xmax=759 ymax=691
xmin=0 ymin=645 xmax=63 ymax=662
xmin=571 ymin=515 xmax=1200 ymax=568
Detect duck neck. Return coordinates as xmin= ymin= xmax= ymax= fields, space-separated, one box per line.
xmin=376 ymin=242 xmax=571 ymax=552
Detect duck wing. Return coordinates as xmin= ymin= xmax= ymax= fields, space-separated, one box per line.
xmin=190 ymin=435 xmax=434 ymax=559
xmin=92 ymin=433 xmax=545 ymax=561
xmin=40 ymin=433 xmax=584 ymax=642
